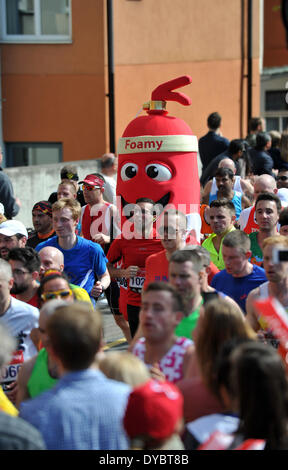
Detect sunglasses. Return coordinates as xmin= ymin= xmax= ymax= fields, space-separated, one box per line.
xmin=41 ymin=289 xmax=72 ymax=302
xmin=277 ymin=176 xmax=288 ymax=181
xmin=82 ymin=183 xmax=100 ymax=191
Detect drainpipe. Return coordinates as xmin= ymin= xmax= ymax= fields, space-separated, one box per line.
xmin=106 ymin=0 xmax=115 ymax=153
xmin=0 ymin=49 xmax=5 ymax=166
xmin=282 ymin=0 xmax=288 ymax=47
xmin=247 ymin=0 xmax=253 ymax=132
xmin=240 ymin=0 xmax=245 ymax=138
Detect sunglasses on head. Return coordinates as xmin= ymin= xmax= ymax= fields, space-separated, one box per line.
xmin=41 ymin=289 xmax=72 ymax=302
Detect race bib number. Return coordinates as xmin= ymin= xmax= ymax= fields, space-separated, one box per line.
xmin=1 ymin=350 xmax=24 ymax=392
xmin=129 ymin=275 xmax=145 ymax=293
xmin=117 ymin=277 xmax=128 ymax=289
xmin=1 ymin=364 xmax=22 ymax=384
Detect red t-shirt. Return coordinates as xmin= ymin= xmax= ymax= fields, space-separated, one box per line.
xmin=107 ymin=227 xmax=163 ymax=306
xmin=144 ymin=249 xmax=218 ymax=288
xmin=11 ymin=292 xmax=40 ymax=308
xmin=144 ymin=250 xmax=169 ymax=290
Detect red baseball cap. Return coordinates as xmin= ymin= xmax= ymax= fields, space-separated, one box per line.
xmin=123 ymin=379 xmax=183 ymax=440
xmin=79 ymin=174 xmax=105 ymax=188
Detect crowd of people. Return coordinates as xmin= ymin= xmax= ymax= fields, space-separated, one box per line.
xmin=1 ymin=118 xmax=288 ymax=451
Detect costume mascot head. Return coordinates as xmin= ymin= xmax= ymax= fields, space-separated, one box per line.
xmin=116 ymin=75 xmax=201 ymax=241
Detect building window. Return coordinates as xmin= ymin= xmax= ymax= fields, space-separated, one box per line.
xmin=5 ymin=143 xmax=62 ymax=167
xmin=265 ymin=90 xmax=288 ymax=132
xmin=0 ymin=0 xmax=71 ymax=42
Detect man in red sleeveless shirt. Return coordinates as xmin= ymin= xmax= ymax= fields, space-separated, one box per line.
xmin=80 ymin=173 xmax=119 ymax=249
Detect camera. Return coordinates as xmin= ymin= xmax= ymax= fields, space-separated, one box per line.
xmin=272 ymin=246 xmax=288 ymax=264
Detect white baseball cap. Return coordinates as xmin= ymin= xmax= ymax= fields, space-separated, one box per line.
xmin=0 ymin=220 xmax=28 ymax=237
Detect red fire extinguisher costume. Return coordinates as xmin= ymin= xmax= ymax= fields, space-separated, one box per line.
xmin=116 ymin=75 xmax=201 ymax=241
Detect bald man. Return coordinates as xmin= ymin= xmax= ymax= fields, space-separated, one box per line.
xmin=238 ymin=174 xmax=278 ymax=234
xmin=201 ymin=158 xmax=254 ymax=205
xmin=38 ymin=246 xmax=130 ymax=341
xmin=38 ymin=246 xmax=92 ymax=305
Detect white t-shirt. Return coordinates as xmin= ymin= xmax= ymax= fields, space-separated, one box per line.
xmin=0 ymin=296 xmax=39 ymax=360
xmin=238 ymin=205 xmax=253 ymax=231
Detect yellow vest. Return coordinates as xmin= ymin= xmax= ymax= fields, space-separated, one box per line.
xmin=202 ymin=226 xmax=235 ymax=270
xmin=0 ymin=387 xmax=18 ymax=416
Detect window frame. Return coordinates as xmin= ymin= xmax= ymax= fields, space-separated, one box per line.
xmin=265 ymin=115 xmax=288 ymax=132
xmin=265 ymin=90 xmax=288 ymax=112
xmin=5 ymin=142 xmax=63 ymax=168
xmin=263 ymin=88 xmax=288 ymax=132
xmin=0 ymin=0 xmax=72 ymax=44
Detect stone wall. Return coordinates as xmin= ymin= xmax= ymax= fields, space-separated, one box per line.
xmin=5 ymin=160 xmax=101 ymax=229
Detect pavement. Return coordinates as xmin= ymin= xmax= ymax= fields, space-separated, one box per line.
xmin=96 ymin=296 xmax=129 ymax=352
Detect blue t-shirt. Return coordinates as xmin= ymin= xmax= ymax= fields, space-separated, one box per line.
xmin=36 ymin=236 xmax=108 ymax=297
xmin=209 ymin=191 xmax=242 ymax=220
xmin=211 ymin=264 xmax=267 ymax=313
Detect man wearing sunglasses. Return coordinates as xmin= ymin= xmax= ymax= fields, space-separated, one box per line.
xmin=276 ymin=169 xmax=288 ymax=190
xmin=80 ymin=173 xmax=119 ymax=249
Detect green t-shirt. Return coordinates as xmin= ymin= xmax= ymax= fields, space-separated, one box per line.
xmin=27 ymin=348 xmax=57 ymax=399
xmin=175 ymin=304 xmax=202 ymax=339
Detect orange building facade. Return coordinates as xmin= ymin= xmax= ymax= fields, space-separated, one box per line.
xmin=0 ymin=0 xmax=261 ymax=167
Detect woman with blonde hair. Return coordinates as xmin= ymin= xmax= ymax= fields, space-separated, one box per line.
xmin=99 ymin=351 xmax=150 ymax=387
